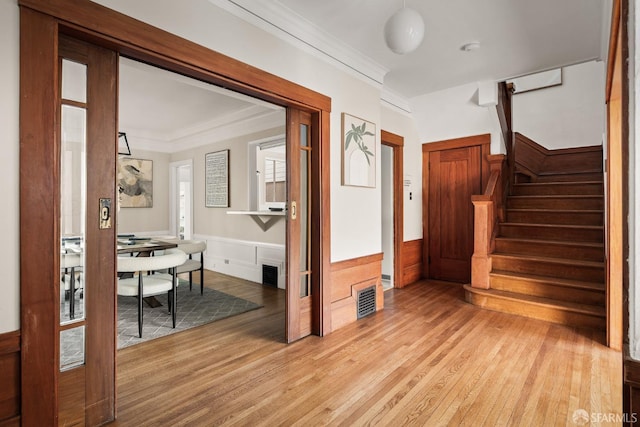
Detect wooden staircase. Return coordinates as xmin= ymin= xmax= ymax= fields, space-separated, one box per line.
xmin=464 ymin=136 xmax=606 ymax=330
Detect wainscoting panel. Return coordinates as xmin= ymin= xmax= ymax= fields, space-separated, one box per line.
xmin=402 ymin=239 xmax=423 ymax=285
xmin=0 ymin=330 xmax=20 ymax=426
xmin=195 ymin=234 xmax=285 ymax=289
xmin=330 ymin=253 xmax=383 ymax=332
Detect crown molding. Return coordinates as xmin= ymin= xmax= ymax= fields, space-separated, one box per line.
xmin=208 ymin=0 xmax=388 ymax=88
xmin=381 ymin=87 xmax=413 ymax=115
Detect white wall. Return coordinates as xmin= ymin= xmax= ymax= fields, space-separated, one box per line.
xmin=512 ymin=61 xmax=606 ymax=149
xmin=410 ymin=82 xmax=504 ymax=154
xmin=171 ymin=128 xmax=286 ymax=245
xmin=0 ymin=0 xmax=19 ymax=333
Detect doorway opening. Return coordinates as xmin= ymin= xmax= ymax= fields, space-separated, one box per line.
xmin=117 ymin=56 xmax=288 ymax=343
xmin=170 ymin=160 xmax=193 ymax=240
xmin=381 ymin=144 xmax=394 ymax=290
xmin=381 ymin=130 xmax=405 ymax=288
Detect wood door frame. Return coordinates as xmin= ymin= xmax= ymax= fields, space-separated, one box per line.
xmin=381 ymin=130 xmax=405 ymax=288
xmin=421 ymin=134 xmax=491 ymax=280
xmin=19 ymin=0 xmax=332 ymax=424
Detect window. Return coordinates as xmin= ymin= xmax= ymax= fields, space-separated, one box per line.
xmin=264 ymin=158 xmax=286 ymax=204
xmin=249 ymin=137 xmax=286 ymax=211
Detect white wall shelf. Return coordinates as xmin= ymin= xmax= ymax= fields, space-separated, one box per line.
xmin=227 ymin=210 xmax=285 ymax=232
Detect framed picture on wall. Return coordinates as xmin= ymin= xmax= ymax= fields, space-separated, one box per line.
xmin=342 ymin=113 xmax=376 ymax=188
xmin=117 ymin=158 xmax=153 ymax=208
xmin=205 ymin=149 xmax=230 ymax=207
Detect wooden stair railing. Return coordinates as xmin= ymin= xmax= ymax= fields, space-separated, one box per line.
xmin=513 ymin=133 xmax=603 ymax=182
xmin=471 ymin=154 xmax=507 ymax=289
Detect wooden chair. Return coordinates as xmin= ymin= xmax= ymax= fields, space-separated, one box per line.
xmin=175 ymin=240 xmax=207 ymax=295
xmin=117 ymin=248 xmax=187 ymax=338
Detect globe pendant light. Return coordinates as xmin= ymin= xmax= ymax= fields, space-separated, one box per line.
xmin=384 ymin=2 xmax=425 ymax=54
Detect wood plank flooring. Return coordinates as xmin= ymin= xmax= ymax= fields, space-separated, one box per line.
xmin=110 ymin=271 xmax=621 ymax=426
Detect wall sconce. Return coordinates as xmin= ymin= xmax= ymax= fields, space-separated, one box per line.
xmin=118 ymin=132 xmax=131 ymax=156
xmin=384 ymin=2 xmax=425 ymax=54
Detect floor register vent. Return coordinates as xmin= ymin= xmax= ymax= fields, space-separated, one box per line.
xmin=357 ymin=286 xmax=376 ymax=319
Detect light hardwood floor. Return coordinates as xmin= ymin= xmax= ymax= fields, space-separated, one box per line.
xmin=110 ymin=271 xmax=621 ymax=426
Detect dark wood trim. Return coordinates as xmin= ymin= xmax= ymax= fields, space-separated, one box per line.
xmin=319 ymin=110 xmax=332 ymax=336
xmin=19 ymin=8 xmax=59 ymax=425
xmin=0 ymin=331 xmax=20 ymax=425
xmin=624 ymin=358 xmax=640 ymax=426
xmin=514 ymin=132 xmax=603 ymax=178
xmin=606 ymin=0 xmax=621 ymax=103
xmin=19 ymin=0 xmax=333 ymax=422
xmin=381 ymin=130 xmax=405 ymax=288
xmin=421 ymin=134 xmax=491 ymax=279
xmin=402 ymin=239 xmax=423 ymax=285
xmin=0 ymin=331 xmax=20 ymax=355
xmin=330 ymin=253 xmax=383 ymax=331
xmin=331 ymin=253 xmax=384 ymax=272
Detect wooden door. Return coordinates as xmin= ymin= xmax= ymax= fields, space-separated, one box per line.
xmin=427 ymin=146 xmax=482 ymax=283
xmin=57 ymin=36 xmax=118 ymax=425
xmin=286 ymin=109 xmax=313 ymax=342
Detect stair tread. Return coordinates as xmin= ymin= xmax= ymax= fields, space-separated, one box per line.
xmin=509 ymin=195 xmax=603 ymax=199
xmin=506 ymin=208 xmax=603 ymax=213
xmin=492 ymin=252 xmax=604 ymax=268
xmin=495 ymin=237 xmax=604 ymax=248
xmin=490 ymin=270 xmax=605 ymax=291
xmin=464 ymin=286 xmax=606 ymax=316
xmin=514 ymin=181 xmax=603 ymax=186
xmin=501 ymin=222 xmax=603 ymax=230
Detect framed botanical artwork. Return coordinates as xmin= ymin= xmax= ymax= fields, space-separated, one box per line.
xmin=205 ymin=149 xmax=230 ymax=207
xmin=342 ymin=113 xmax=376 ymax=188
xmin=117 ymin=158 xmax=153 ymax=208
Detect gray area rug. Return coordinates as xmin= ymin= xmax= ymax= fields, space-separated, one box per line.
xmin=117 ymin=281 xmax=262 ymax=349
xmin=60 ymin=280 xmax=262 ymax=366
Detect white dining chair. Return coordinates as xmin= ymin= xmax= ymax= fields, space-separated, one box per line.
xmin=117 ymin=248 xmax=187 ymax=338
xmin=175 ymin=240 xmax=207 ymax=295
xmin=60 ymin=252 xmax=82 ymax=320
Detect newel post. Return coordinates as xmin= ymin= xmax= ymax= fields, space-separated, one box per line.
xmin=471 ymin=196 xmax=492 ymax=289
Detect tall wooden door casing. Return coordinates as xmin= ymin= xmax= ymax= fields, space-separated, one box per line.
xmin=423 ymin=138 xmax=486 ymax=283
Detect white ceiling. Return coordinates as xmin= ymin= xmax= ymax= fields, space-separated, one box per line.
xmin=272 ymin=0 xmax=608 ymax=97
xmin=119 ymin=58 xmax=284 ymax=152
xmin=119 ymin=0 xmax=610 ymax=151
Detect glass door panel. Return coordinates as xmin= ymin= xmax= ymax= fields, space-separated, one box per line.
xmin=60 ymin=60 xmax=87 ymax=370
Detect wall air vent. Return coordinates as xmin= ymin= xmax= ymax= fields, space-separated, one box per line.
xmin=262 ymin=264 xmax=278 ymax=287
xmin=357 ymin=286 xmax=376 ymax=319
